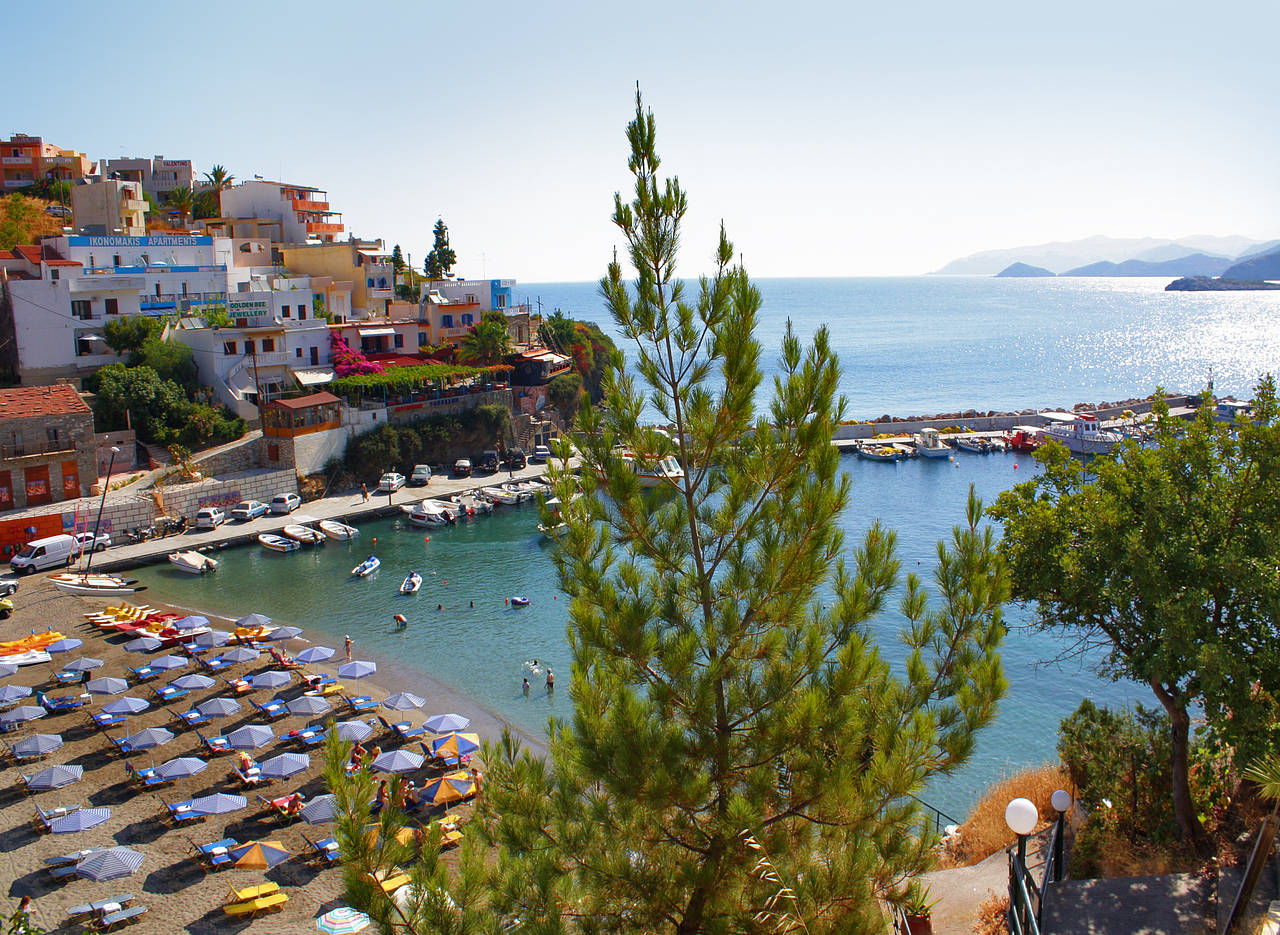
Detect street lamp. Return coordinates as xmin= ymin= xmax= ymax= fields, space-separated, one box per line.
xmin=1004 ymin=797 xmax=1038 ymax=866
xmin=83 ymin=446 xmax=120 ymax=576
xmin=1050 ymin=789 xmax=1073 ymax=882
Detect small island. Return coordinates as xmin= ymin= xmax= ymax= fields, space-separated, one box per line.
xmin=995 ymin=262 xmax=1055 ymax=277
xmin=1165 ymin=276 xmax=1280 ymax=292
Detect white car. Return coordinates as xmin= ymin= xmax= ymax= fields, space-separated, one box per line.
xmin=377 ymin=472 xmax=406 ymax=492
xmin=409 ymin=465 xmax=432 ymax=487
xmin=531 ymin=445 xmax=552 ymax=463
xmin=73 ymin=531 xmax=111 ymax=553
xmin=230 ymin=500 xmax=268 ymax=521
xmin=270 ymin=493 xmax=302 ymax=515
xmin=195 ymin=507 xmax=226 ymax=529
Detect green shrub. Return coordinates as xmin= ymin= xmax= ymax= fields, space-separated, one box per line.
xmin=343 ymin=405 xmax=512 ymax=479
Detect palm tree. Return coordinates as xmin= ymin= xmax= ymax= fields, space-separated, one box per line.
xmin=459 ymin=310 xmax=511 ymax=365
xmin=202 ymin=164 xmax=234 ymax=193
xmin=166 ymin=187 xmax=194 ymax=227
xmin=197 ymin=165 xmax=234 ymax=218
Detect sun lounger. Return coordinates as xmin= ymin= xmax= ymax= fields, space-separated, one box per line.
xmin=54 ymin=670 xmax=90 ymax=687
xmin=195 ymin=731 xmax=230 ymax=755
xmin=126 ymin=665 xmax=161 ymax=682
xmin=161 ymin=797 xmax=205 ymax=825
xmin=66 ymin=894 xmax=134 ymax=918
xmin=343 ymin=694 xmax=378 ymax=712
xmin=233 ymin=767 xmax=269 ymax=788
xmin=151 ymin=685 xmax=189 ymax=704
xmin=125 ymin=762 xmax=171 ymax=788
xmin=228 ymin=881 xmax=279 ymax=904
xmin=98 ymin=904 xmax=148 ymax=930
xmin=190 ymin=836 xmax=238 ymax=871
xmin=378 ymin=716 xmax=424 ymax=740
xmin=34 ymin=802 xmax=81 ymax=832
xmin=221 ymin=676 xmax=251 ymax=694
xmin=91 ymin=712 xmax=127 ymax=730
xmin=47 ymin=848 xmax=107 ymax=868
xmin=304 ymin=682 xmax=345 ymax=697
xmin=370 ymin=869 xmax=411 ymax=894
xmin=223 ymin=892 xmax=288 ymax=918
xmin=40 ymin=692 xmax=87 ymax=713
xmin=251 ymin=698 xmax=288 ymax=719
xmin=170 ymin=709 xmax=209 ymax=730
xmin=300 ymin=672 xmax=336 ymax=687
xmin=301 ymin=833 xmax=340 ymax=863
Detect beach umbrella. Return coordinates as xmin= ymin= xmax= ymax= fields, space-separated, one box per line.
xmin=189 ymin=792 xmax=247 ymax=817
xmin=85 ymin=677 xmax=128 ymax=696
xmin=24 ymin=764 xmax=83 ymax=790
xmin=332 ymin=720 xmax=373 ymax=743
xmin=317 ymin=907 xmax=371 ymax=934
xmin=299 ymin=793 xmax=338 ymax=825
xmin=45 ymin=638 xmax=84 ymax=654
xmin=195 ymin=629 xmax=232 ymax=648
xmin=50 ymin=807 xmax=111 ymax=834
xmin=1 ymin=705 xmax=46 ymax=727
xmin=124 ymin=636 xmax=162 ymax=653
xmin=230 ymin=839 xmax=289 ymax=870
xmin=287 ymin=695 xmax=331 ymax=717
xmin=76 ymin=846 xmax=143 ymax=881
xmin=121 ymin=726 xmax=174 ymax=750
xmin=295 ymin=646 xmax=335 ymax=664
xmin=0 ymin=662 xmax=18 ymax=678
xmin=371 ymin=750 xmax=423 ymax=774
xmin=197 ymin=697 xmax=241 ymax=719
xmin=258 ymin=752 xmax=310 ymax=780
xmin=250 ymin=670 xmax=291 ymax=690
xmin=429 ymin=732 xmax=480 ymax=760
xmin=226 ymin=725 xmax=274 ymax=750
xmin=423 ymin=713 xmax=470 ymax=733
xmin=220 ymin=647 xmax=260 ymax=665
xmin=338 ymin=661 xmax=376 ymax=680
xmin=102 ymin=696 xmax=150 ymax=716
xmin=419 ymin=772 xmax=474 ymax=806
xmin=266 ymin=626 xmax=303 ymax=641
xmin=382 ymin=692 xmax=426 ymax=712
xmin=234 ymin=613 xmax=273 ymax=630
xmin=171 ymin=673 xmax=215 ymax=691
xmin=153 ymin=756 xmax=208 ymax=780
xmin=62 ymin=657 xmax=104 ymax=672
xmin=12 ymin=733 xmax=62 ymax=757
xmin=171 ymin=615 xmax=210 ymax=631
xmin=149 ymin=655 xmax=188 ymax=671
xmin=0 ymin=684 xmax=32 ymax=704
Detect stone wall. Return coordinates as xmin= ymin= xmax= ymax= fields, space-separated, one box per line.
xmin=384 ymin=388 xmax=512 ymax=426
xmin=263 ymin=427 xmax=350 ymax=477
xmin=151 ymin=468 xmax=298 ymax=519
xmin=94 ymin=431 xmax=137 ymax=475
xmin=189 ymin=433 xmax=264 ymax=476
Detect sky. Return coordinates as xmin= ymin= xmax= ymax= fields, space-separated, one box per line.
xmin=8 ymin=1 xmax=1279 ymax=281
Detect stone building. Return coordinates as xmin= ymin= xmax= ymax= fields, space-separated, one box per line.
xmin=0 ymin=384 xmax=97 ymax=510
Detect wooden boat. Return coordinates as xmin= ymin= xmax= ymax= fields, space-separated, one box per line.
xmin=50 ymin=573 xmax=144 ymax=596
xmin=168 ymin=550 xmax=219 ymax=574
xmin=352 ymin=556 xmax=380 ymax=578
xmin=282 ymin=524 xmax=324 ymax=545
xmin=318 ymin=520 xmax=359 ymax=540
xmin=857 ymin=444 xmax=901 ymax=462
xmin=955 ymin=437 xmax=991 ymax=454
xmin=258 ymin=534 xmax=300 ymax=553
xmin=484 ymin=486 xmax=520 ymax=506
xmin=914 ymin=428 xmax=953 ymax=459
xmin=400 ymin=572 xmax=423 ymax=594
xmin=1003 ymin=426 xmax=1043 ymax=452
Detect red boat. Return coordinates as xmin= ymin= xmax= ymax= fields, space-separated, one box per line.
xmin=1003 ymin=425 xmax=1043 ymax=452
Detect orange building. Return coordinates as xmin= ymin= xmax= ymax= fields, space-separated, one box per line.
xmin=1 ymin=134 xmax=95 ymax=190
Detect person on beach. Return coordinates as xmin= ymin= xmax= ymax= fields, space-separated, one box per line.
xmin=345 ymin=634 xmax=353 ymax=663
xmin=546 ymin=668 xmax=555 ymax=690
xmin=368 ymin=743 xmax=382 ymax=766
xmin=403 ymin=780 xmax=419 ymax=808
xmin=284 ymin=792 xmax=305 ymax=817
xmin=351 ymin=741 xmax=366 ymax=770
xmin=361 ymin=482 xmax=369 ymax=502
xmin=469 ymin=766 xmax=483 ymax=793
xmin=374 ymin=779 xmax=388 ymax=812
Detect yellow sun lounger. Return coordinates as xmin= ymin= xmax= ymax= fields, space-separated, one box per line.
xmin=223 ymin=892 xmax=287 ymax=917
xmin=226 ymin=882 xmax=279 ymax=904
xmin=369 ymin=869 xmax=411 ymax=894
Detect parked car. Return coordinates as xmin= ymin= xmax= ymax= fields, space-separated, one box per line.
xmin=454 ymin=458 xmax=472 ymax=478
xmin=377 ymin=472 xmax=406 ymax=493
xmin=195 ymin=507 xmax=226 ymax=530
xmin=230 ymin=500 xmax=269 ymax=521
xmin=531 ymin=445 xmax=552 ymax=463
xmin=478 ymin=450 xmax=500 ymax=473
xmin=0 ymin=577 xmax=17 ymax=597
xmin=73 ymin=531 xmax=112 ymax=553
xmin=409 ymin=465 xmax=432 ymax=487
xmin=270 ymin=493 xmax=302 ymax=515
xmin=504 ymin=448 xmax=527 ymax=471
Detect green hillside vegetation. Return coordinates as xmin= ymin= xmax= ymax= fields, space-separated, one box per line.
xmin=0 ymin=194 xmax=65 ymax=251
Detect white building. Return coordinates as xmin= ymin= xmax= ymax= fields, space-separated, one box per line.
xmin=99 ymin=156 xmax=195 ymax=200
xmin=218 ymin=179 xmax=344 ymax=244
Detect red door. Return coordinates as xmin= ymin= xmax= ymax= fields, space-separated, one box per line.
xmin=25 ymin=465 xmax=52 ymax=506
xmin=62 ymin=460 xmax=80 ymax=499
xmin=0 ymin=471 xmax=12 ymax=510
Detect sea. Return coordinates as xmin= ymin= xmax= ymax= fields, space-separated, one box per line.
xmin=134 ymin=277 xmax=1280 ymax=820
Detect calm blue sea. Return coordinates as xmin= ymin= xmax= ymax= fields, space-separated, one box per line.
xmin=136 ymin=277 xmax=1280 ymax=819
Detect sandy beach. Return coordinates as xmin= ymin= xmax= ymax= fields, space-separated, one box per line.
xmin=0 ymin=576 xmax=498 ymax=933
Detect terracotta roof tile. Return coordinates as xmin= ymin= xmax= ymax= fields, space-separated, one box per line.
xmin=269 ymin=391 xmax=340 ymax=409
xmin=0 ymin=384 xmax=92 ymax=420
xmin=44 ymin=259 xmax=82 ymax=267
xmin=13 ymin=245 xmax=40 ymax=263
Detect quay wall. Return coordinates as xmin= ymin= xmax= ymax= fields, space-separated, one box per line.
xmin=151 ymin=468 xmax=299 ymax=519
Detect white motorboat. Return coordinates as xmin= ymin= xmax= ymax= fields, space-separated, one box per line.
xmin=406 ymin=501 xmax=454 ymax=526
xmin=595 ymin=450 xmax=685 ymax=489
xmin=282 ymin=524 xmax=324 ymax=545
xmin=445 ymin=493 xmax=492 ymax=517
xmin=168 ymin=550 xmax=219 ymax=574
xmin=484 ymin=486 xmax=520 ymax=506
xmin=537 ymin=521 xmax=568 ymax=539
xmin=258 ymin=534 xmax=300 ymax=553
xmin=318 ymin=519 xmax=359 ymax=540
xmin=400 ymin=572 xmax=423 ymax=594
xmin=50 ymin=573 xmax=145 ymax=596
xmin=352 ymin=555 xmax=380 ymax=578
xmin=1040 ymin=412 xmax=1124 ymax=455
xmin=955 ymin=437 xmax=991 ymax=454
xmin=914 ymin=428 xmax=953 ymax=459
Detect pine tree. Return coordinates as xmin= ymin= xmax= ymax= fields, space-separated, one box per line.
xmin=424 ymin=219 xmax=457 ymax=279
xmin=479 ymin=90 xmax=1009 ymax=934
xmin=391 ymin=243 xmax=405 ymax=273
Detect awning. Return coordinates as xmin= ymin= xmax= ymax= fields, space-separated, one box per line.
xmin=293 ymin=369 xmax=334 ymax=387
xmin=79 ymin=334 xmax=107 ymax=343
xmin=357 ymin=327 xmax=395 ymax=338
xmin=226 ymin=367 xmax=256 ymax=400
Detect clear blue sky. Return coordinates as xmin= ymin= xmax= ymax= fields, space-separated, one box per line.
xmin=8 ymin=1 xmax=1278 ymax=280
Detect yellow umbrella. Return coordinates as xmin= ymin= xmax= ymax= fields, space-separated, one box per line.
xmin=230 ymin=839 xmax=290 ymax=870
xmin=429 ymin=732 xmax=480 ymax=761
xmin=420 ymin=770 xmax=474 ymax=806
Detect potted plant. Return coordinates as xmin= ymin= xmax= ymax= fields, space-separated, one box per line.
xmin=902 ymin=880 xmax=938 ymax=935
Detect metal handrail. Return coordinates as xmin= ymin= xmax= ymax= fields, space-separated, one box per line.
xmin=1007 ymin=849 xmax=1043 ymax=935
xmin=909 ymin=793 xmax=962 ymax=835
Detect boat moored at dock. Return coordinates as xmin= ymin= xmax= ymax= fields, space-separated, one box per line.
xmin=50 ymin=573 xmax=145 ymax=596
xmin=318 ymin=520 xmax=359 ymax=540
xmin=258 ymin=534 xmax=300 ymax=553
xmin=1039 ymin=412 xmax=1124 ymax=455
xmin=168 ymin=550 xmax=219 ymax=574
xmin=914 ymin=428 xmax=953 ymax=459
xmin=282 ymin=524 xmax=325 ymax=545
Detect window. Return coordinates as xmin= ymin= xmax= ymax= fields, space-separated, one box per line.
xmin=181 ymin=282 xmax=188 ymax=296
xmin=112 ymin=254 xmax=121 ymax=267
xmin=223 ymin=340 xmax=237 ymax=355
xmin=310 ymin=346 xmax=319 ymax=366
xmin=262 ymin=338 xmax=275 ymax=352
xmin=295 ymin=347 xmax=302 ymax=358
xmin=105 ymin=298 xmax=118 ymax=315
xmin=441 ymin=314 xmax=453 ymax=328
xmin=496 ymin=293 xmax=507 ymax=308
xmin=282 ymin=306 xmax=291 ymax=318
xmin=462 ymin=313 xmax=474 ymax=326
xmin=71 ymin=300 xmax=91 ymax=320
xmin=378 ymin=277 xmax=387 ymax=288
xmin=50 ymin=268 xmax=59 ymax=281
xmin=366 ymin=278 xmax=374 ymax=288
xmin=298 ymin=304 xmax=306 ymax=319
xmin=46 ymin=427 xmax=59 ymax=443
xmin=418 ymin=332 xmax=428 ymax=348
xmin=394 ymin=333 xmax=404 ymax=349
xmin=245 ymin=340 xmax=255 ymax=354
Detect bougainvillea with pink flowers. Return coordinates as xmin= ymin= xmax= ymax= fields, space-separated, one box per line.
xmin=330 ymin=332 xmax=384 ymax=377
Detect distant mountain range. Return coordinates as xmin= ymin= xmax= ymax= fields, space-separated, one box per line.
xmin=935 ymin=235 xmax=1277 ymax=276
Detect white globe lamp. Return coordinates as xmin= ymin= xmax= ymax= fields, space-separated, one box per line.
xmin=1004 ymin=797 xmax=1038 ymax=836
xmin=1051 ymin=789 xmax=1073 ymax=814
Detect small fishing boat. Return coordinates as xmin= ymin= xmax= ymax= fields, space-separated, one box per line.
xmin=318 ymin=519 xmax=359 ymax=540
xmin=538 ymin=494 xmax=571 ymax=539
xmin=352 ymin=556 xmax=380 ymax=578
xmin=1040 ymin=412 xmax=1124 ymax=455
xmin=50 ymin=573 xmax=145 ymax=596
xmin=1003 ymin=425 xmax=1043 ymax=452
xmin=485 ymin=486 xmax=520 ymax=506
xmin=955 ymin=437 xmax=990 ymax=454
xmin=282 ymin=524 xmax=325 ymax=545
xmin=914 ymin=428 xmax=953 ymax=459
xmin=595 ymin=450 xmax=686 ymax=488
xmin=510 ymin=596 xmax=530 ymax=607
xmin=406 ymin=501 xmax=454 ymax=526
xmin=168 ymin=550 xmax=219 ymax=574
xmin=400 ymin=572 xmax=423 ymax=594
xmin=857 ymin=444 xmax=901 ymax=462
xmin=258 ymin=534 xmax=300 ymax=553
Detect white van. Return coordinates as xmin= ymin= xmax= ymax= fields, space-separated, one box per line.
xmin=10 ymin=534 xmax=79 ymax=575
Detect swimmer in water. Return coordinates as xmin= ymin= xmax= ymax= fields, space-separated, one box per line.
xmin=522 ymin=677 xmax=530 ymax=694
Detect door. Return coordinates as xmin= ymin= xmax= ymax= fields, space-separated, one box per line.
xmin=310 ymin=346 xmax=319 ymax=366
xmin=25 ymin=465 xmax=51 ymax=506
xmin=0 ymin=471 xmax=12 ymax=510
xmin=61 ymin=460 xmax=80 ymax=499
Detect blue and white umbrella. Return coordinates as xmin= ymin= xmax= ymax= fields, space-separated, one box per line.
xmin=0 ymin=662 xmax=18 ymax=678
xmin=1 ymin=705 xmax=46 ymax=727
xmin=300 ymin=793 xmax=339 ymax=825
xmin=295 ymin=647 xmax=335 ymax=664
xmin=46 ymin=638 xmax=84 ymax=654
xmin=171 ymin=615 xmax=210 ymax=631
xmin=62 ymin=657 xmax=104 ymax=673
xmin=50 ymin=807 xmax=111 ymax=834
xmin=286 ymin=695 xmax=331 ymax=717
xmin=423 ymin=713 xmax=470 ymax=733
xmin=220 ymin=647 xmax=260 ymax=665
xmin=171 ymin=674 xmax=215 ymax=691
xmin=189 ymin=792 xmax=247 ymax=816
xmin=12 ymin=733 xmax=62 ymax=757
xmin=337 ymin=661 xmax=376 ymax=680
xmin=153 ymin=756 xmax=208 ymax=780
xmin=234 ymin=613 xmax=272 ymax=630
xmin=259 ymin=752 xmax=310 ymax=779
xmin=195 ymin=629 xmax=232 ymax=648
xmin=382 ymin=692 xmax=426 ymax=712
xmin=76 ymin=846 xmax=143 ymax=881
xmin=102 ymin=697 xmax=150 ymax=716
xmin=86 ymin=677 xmax=129 ymax=696
xmin=121 ymin=726 xmax=174 ymax=750
xmin=371 ymin=750 xmax=424 ymax=774
xmin=266 ymin=626 xmax=303 ymax=641
xmin=250 ymin=670 xmax=291 ymax=690
xmin=0 ymin=684 xmax=32 ymax=704
xmin=332 ymin=720 xmax=373 ymax=743
xmin=124 ymin=636 xmax=163 ymax=654
xmin=149 ymin=655 xmax=188 ymax=671
xmin=226 ymin=725 xmax=274 ymax=750
xmin=196 ymin=697 xmax=241 ymax=719
xmin=24 ymin=764 xmax=83 ymax=790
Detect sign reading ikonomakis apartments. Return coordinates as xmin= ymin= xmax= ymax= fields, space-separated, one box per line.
xmin=67 ymin=235 xmax=212 ymax=247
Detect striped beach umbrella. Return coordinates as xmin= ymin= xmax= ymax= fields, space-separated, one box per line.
xmin=230 ymin=839 xmax=289 ymax=870
xmin=153 ymin=756 xmax=208 ymax=780
xmin=195 ymin=629 xmax=232 ymax=648
xmin=149 ymin=655 xmax=189 ymax=671
xmin=62 ymin=657 xmax=104 ymax=672
xmin=337 ymin=661 xmax=376 ymax=680
xmin=0 ymin=684 xmax=32 ymax=704
xmin=1 ymin=705 xmax=46 ymax=727
xmin=0 ymin=662 xmax=18 ymax=678
xmin=124 ymin=636 xmax=163 ymax=653
xmin=250 ymin=670 xmax=291 ymax=691
xmin=429 ymin=732 xmax=480 ymax=760
xmin=197 ymin=697 xmax=241 ymax=718
xmin=24 ymin=764 xmax=83 ymax=790
xmin=332 ymin=720 xmax=373 ymax=743
xmin=220 ymin=647 xmax=260 ymax=665
xmin=171 ymin=615 xmax=210 ymax=631
xmin=189 ymin=792 xmax=247 ymax=816
xmin=371 ymin=750 xmax=423 ymax=774
xmin=102 ymin=696 xmax=150 ymax=716
xmin=316 ymin=907 xmax=371 ymax=934
xmin=121 ymin=726 xmax=174 ymax=750
xmin=266 ymin=626 xmax=303 ymax=641
xmin=258 ymin=752 xmax=310 ymax=779
xmin=234 ymin=613 xmax=273 ymax=630
xmin=50 ymin=807 xmax=111 ymax=833
xmin=12 ymin=733 xmax=62 ymax=757
xmin=45 ymin=638 xmax=84 ymax=654
xmin=299 ymin=793 xmax=338 ymax=824
xmin=423 ymin=713 xmax=470 ymax=733
xmin=295 ymin=646 xmax=335 ymax=664
xmin=382 ymin=692 xmax=425 ymax=711
xmin=419 ymin=771 xmax=474 ymax=806
xmin=287 ymin=695 xmax=331 ymax=717
xmin=171 ymin=674 xmax=214 ymax=691
xmin=85 ymin=677 xmax=128 ymax=696
xmin=226 ymin=725 xmax=274 ymax=750
xmin=76 ymin=846 xmax=143 ymax=881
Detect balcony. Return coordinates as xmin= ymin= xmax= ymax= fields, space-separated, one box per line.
xmin=0 ymin=438 xmax=77 ymax=460
xmin=70 ymin=275 xmax=145 ymax=293
xmin=306 ymin=222 xmax=344 ymax=235
xmin=247 ymin=351 xmax=290 ymax=366
xmin=46 ymin=156 xmax=80 ymax=166
xmin=292 ymin=199 xmax=330 ymax=212
xmin=1 ymin=156 xmax=32 ymax=165
xmin=120 ymin=198 xmax=148 ymax=211
xmin=3 ymin=179 xmax=32 ymax=189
